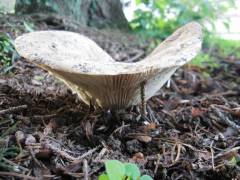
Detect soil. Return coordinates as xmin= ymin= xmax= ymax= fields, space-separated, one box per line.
xmin=0 ymin=14 xmax=240 ymax=180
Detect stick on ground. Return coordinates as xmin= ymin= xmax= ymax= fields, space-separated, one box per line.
xmin=0 ymin=105 xmax=27 ymax=115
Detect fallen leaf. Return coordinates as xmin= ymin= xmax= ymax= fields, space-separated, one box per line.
xmin=143 ymin=122 xmax=156 ymax=132
xmin=135 ymin=135 xmax=152 ymax=143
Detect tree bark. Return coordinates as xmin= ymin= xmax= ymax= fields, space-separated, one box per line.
xmin=15 ymin=0 xmax=129 ymax=30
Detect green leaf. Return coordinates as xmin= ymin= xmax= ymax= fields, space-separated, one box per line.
xmin=98 ymin=173 xmax=110 ymax=180
xmin=140 ymin=175 xmax=153 ymax=180
xmin=124 ymin=163 xmax=141 ymax=180
xmin=105 ymin=160 xmax=125 ymax=180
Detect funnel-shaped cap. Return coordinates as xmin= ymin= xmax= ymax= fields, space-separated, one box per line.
xmin=15 ymin=22 xmax=202 ymax=110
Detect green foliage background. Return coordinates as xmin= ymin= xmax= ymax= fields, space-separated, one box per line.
xmin=0 ymin=34 xmax=19 ymax=74
xmin=131 ymin=0 xmax=240 ymax=68
xmin=131 ymin=0 xmax=236 ymax=40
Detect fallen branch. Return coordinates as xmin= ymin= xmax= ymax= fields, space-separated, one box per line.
xmin=0 ymin=105 xmax=27 ymax=115
xmin=94 ymin=147 xmax=108 ymax=162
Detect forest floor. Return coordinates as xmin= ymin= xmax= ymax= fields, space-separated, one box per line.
xmin=0 ymin=14 xmax=240 ymax=180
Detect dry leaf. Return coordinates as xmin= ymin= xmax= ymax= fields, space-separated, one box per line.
xmin=143 ymin=122 xmax=156 ymax=132
xmin=135 ymin=135 xmax=152 ymax=143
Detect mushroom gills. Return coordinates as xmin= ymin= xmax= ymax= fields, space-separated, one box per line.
xmin=14 ymin=22 xmax=202 ymax=110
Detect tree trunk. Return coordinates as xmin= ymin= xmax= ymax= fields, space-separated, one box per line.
xmin=15 ymin=0 xmax=129 ymax=30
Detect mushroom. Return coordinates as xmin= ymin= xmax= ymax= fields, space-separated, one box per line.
xmin=15 ymin=22 xmax=202 ymax=111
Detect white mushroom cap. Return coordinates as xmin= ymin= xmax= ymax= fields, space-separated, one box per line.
xmin=15 ymin=22 xmax=202 ymax=110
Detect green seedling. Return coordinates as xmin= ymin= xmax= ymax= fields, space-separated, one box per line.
xmin=99 ymin=160 xmax=153 ymax=180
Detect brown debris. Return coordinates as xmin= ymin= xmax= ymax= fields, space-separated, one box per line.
xmin=0 ymin=14 xmax=240 ymax=180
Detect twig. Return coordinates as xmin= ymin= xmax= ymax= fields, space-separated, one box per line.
xmin=153 ymin=137 xmax=208 ymax=153
xmin=154 ymin=154 xmax=161 ymax=175
xmin=210 ymin=90 xmax=238 ymax=97
xmin=210 ymin=141 xmax=215 ymax=170
xmin=45 ymin=143 xmax=99 ymax=162
xmin=113 ymin=122 xmax=130 ymax=134
xmin=212 ymin=104 xmax=240 ymax=117
xmin=94 ymin=147 xmax=108 ymax=162
xmin=83 ymin=159 xmax=89 ymax=180
xmin=0 ymin=105 xmax=27 ymax=115
xmin=45 ymin=143 xmax=79 ymax=161
xmin=147 ymin=105 xmax=160 ymax=124
xmin=170 ymin=143 xmax=181 ymax=165
xmin=175 ymin=143 xmax=181 ymax=163
xmin=211 ymin=105 xmax=240 ymax=132
xmin=77 ymin=147 xmax=99 ymax=160
xmin=0 ymin=172 xmax=37 ymax=180
xmin=31 ymin=114 xmax=57 ymax=120
xmin=214 ymin=146 xmax=240 ymax=160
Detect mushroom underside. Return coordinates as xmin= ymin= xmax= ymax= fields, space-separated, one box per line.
xmin=14 ymin=22 xmax=203 ymax=110
xmin=45 ymin=66 xmax=177 ymax=109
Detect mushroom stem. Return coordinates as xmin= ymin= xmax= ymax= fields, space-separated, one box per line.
xmin=140 ymin=81 xmax=146 ymax=116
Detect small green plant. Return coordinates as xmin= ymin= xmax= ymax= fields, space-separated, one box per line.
xmin=0 ymin=33 xmax=19 ymax=74
xmin=99 ymin=160 xmax=153 ymax=180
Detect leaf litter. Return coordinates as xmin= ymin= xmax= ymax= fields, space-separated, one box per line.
xmin=0 ymin=14 xmax=240 ymax=179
